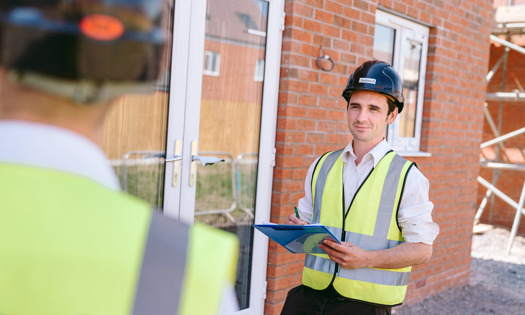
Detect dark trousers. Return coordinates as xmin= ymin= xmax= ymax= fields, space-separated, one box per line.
xmin=281 ymin=285 xmax=392 ymax=315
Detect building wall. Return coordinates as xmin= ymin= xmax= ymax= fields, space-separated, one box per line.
xmin=478 ymin=43 xmax=525 ymax=235
xmin=266 ymin=0 xmax=494 ymax=313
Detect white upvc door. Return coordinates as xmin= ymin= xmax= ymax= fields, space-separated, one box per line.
xmin=103 ymin=0 xmax=283 ymax=312
xmin=164 ymin=0 xmax=284 ymax=313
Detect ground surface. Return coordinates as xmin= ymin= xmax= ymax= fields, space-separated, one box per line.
xmin=393 ymin=224 xmax=525 ymax=315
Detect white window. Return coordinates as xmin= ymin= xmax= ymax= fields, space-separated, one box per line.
xmin=254 ymin=59 xmax=265 ymax=82
xmin=203 ymin=51 xmax=220 ymax=76
xmin=374 ymin=10 xmax=430 ymax=155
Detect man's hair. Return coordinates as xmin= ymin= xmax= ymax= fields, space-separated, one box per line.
xmin=346 ymin=92 xmax=398 ymax=115
xmin=385 ymin=97 xmax=396 ymax=115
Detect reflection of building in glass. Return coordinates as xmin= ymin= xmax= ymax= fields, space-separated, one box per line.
xmin=203 ymin=51 xmax=221 ymax=76
xmin=373 ymin=24 xmax=395 ymax=64
xmin=199 ymin=0 xmax=268 ymax=158
xmin=198 ymin=2 xmax=270 ymax=309
xmin=400 ymin=41 xmax=422 ymax=138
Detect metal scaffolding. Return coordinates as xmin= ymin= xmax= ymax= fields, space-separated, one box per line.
xmin=475 ymin=5 xmax=525 ymax=255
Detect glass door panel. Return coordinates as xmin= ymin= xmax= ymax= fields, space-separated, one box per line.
xmin=373 ymin=23 xmax=395 ymax=64
xmin=399 ymin=39 xmax=422 ymax=138
xmin=101 ymin=1 xmax=173 ymax=208
xmin=102 ymin=92 xmax=169 ymax=208
xmin=196 ymin=0 xmax=269 ymax=309
xmin=102 ymin=0 xmax=282 ymax=312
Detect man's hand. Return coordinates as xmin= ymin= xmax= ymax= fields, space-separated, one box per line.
xmin=319 ymin=239 xmax=433 ymax=270
xmin=319 ymin=240 xmax=368 ymax=269
xmin=285 ymin=214 xmax=308 ymax=225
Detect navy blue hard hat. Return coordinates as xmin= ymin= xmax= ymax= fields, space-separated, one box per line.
xmin=342 ymin=60 xmax=405 ymax=113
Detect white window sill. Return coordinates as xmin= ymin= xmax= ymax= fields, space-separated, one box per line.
xmin=397 ymin=151 xmax=432 ymax=157
xmin=203 ymin=71 xmax=220 ymax=77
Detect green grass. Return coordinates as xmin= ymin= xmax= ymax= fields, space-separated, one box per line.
xmin=116 ymin=163 xmax=165 ymax=208
xmin=114 ymin=159 xmax=258 ymax=226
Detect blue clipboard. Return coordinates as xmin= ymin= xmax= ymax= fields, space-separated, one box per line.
xmin=254 ymin=223 xmax=341 ymax=253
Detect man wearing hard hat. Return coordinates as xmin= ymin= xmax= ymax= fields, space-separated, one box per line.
xmin=283 ymin=60 xmax=439 ymax=315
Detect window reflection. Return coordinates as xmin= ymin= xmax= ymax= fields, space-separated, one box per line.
xmin=373 ymin=24 xmax=395 ymax=64
xmin=197 ymin=0 xmax=269 ymax=309
xmin=399 ymin=40 xmax=422 ymax=138
xmin=203 ymin=51 xmax=221 ymax=76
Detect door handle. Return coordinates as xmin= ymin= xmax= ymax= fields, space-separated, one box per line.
xmin=189 ymin=141 xmax=225 ymax=186
xmin=165 ymin=155 xmax=182 ymax=162
xmin=189 ymin=141 xmax=198 ymax=187
xmin=167 ymin=139 xmax=182 ymax=187
xmin=192 ymin=155 xmax=225 ymax=166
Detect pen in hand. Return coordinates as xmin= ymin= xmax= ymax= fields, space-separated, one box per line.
xmin=286 ymin=206 xmax=305 ymax=225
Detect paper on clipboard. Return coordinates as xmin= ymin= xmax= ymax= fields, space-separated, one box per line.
xmin=254 ymin=223 xmax=341 ymax=254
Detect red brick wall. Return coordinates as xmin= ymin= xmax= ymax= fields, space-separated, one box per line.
xmin=477 ymin=43 xmax=525 ymax=235
xmin=265 ymin=0 xmax=494 ymax=314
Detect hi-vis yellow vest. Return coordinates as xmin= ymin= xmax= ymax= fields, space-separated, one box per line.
xmin=302 ymin=149 xmax=414 ymax=306
xmin=0 ymin=163 xmax=238 ymax=315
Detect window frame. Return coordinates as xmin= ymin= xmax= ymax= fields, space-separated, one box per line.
xmin=254 ymin=58 xmax=265 ymax=82
xmin=203 ymin=50 xmax=220 ymax=76
xmin=374 ymin=10 xmax=430 ymax=156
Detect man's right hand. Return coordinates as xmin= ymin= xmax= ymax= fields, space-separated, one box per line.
xmin=285 ymin=214 xmax=308 ymax=225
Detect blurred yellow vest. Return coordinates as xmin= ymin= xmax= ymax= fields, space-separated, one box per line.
xmin=0 ymin=163 xmax=238 ymax=314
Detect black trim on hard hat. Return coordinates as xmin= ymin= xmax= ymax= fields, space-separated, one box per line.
xmin=342 ymin=60 xmax=405 ymax=113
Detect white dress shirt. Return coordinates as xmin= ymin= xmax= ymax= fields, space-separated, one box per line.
xmin=297 ymin=139 xmax=439 ymax=245
xmin=0 ymin=120 xmax=121 ymax=190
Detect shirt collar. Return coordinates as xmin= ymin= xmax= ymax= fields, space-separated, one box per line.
xmin=0 ymin=120 xmax=121 ymax=190
xmin=341 ymin=139 xmax=392 ymax=167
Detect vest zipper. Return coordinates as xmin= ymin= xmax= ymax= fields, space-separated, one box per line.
xmin=326 ymin=183 xmax=345 ymax=288
xmin=328 ymin=152 xmax=392 ymax=284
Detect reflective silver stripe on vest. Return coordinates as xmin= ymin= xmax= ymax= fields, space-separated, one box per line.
xmin=306 ymin=254 xmax=409 ymax=286
xmin=133 ymin=211 xmax=189 ymax=315
xmin=374 ymin=154 xmax=408 ymax=239
xmin=305 ymin=230 xmax=404 ymax=267
xmin=312 ymin=149 xmax=344 ymax=223
xmin=305 ymin=253 xmax=335 ymax=274
xmin=344 ymin=231 xmax=404 ymax=250
xmin=339 ymin=265 xmax=411 ymax=286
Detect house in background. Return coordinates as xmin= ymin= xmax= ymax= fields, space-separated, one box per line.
xmin=99 ymin=0 xmax=524 ymax=314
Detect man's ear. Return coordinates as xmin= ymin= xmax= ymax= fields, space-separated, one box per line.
xmin=387 ymin=107 xmax=398 ymax=124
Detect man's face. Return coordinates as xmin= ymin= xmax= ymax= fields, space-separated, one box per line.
xmin=347 ymin=90 xmax=398 ymax=145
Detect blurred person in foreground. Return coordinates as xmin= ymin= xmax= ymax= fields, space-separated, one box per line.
xmin=0 ymin=1 xmax=238 ymax=314
xmin=281 ymin=60 xmax=439 ymax=315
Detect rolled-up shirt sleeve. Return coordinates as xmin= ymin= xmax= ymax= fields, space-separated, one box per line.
xmin=296 ymin=158 xmax=320 ymax=224
xmin=398 ymin=167 xmax=439 ymax=245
